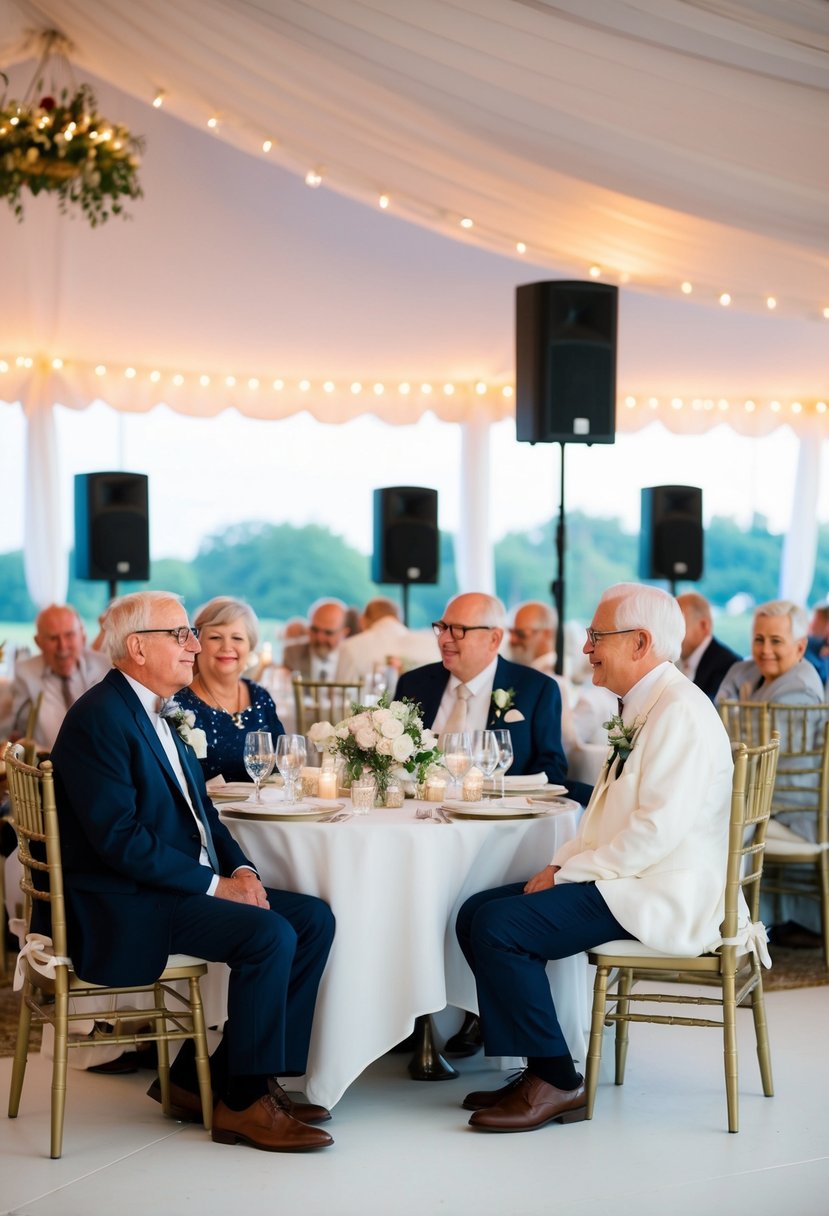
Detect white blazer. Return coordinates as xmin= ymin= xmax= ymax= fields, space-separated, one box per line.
xmin=553 ymin=664 xmax=735 ymax=956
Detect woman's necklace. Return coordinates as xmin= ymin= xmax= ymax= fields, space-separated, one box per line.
xmin=197 ymin=675 xmax=246 ymax=729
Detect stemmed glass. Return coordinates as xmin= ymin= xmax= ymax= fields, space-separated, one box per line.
xmin=492 ymin=729 xmax=514 ymax=799
xmin=243 ymin=731 xmax=276 ymax=804
xmin=275 ymin=733 xmax=307 ymax=803
xmin=471 ymin=730 xmax=499 ymax=789
xmin=442 ymin=731 xmax=472 ymax=799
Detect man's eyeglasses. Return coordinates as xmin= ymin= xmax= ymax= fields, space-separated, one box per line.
xmin=585 ymin=627 xmax=637 ymax=646
xmin=432 ymin=621 xmax=495 ymax=641
xmin=309 ymin=626 xmax=341 ymax=637
xmin=509 ymin=627 xmax=544 ymax=642
xmin=133 ymin=627 xmax=199 ymax=646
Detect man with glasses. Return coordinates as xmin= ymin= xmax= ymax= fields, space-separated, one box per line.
xmin=283 ymin=598 xmax=350 ymax=680
xmin=454 ymin=583 xmax=734 ymax=1133
xmin=49 ymin=590 xmax=335 ymax=1152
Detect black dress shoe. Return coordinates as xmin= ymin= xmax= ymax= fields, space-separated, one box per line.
xmin=88 ymin=1052 xmax=140 ymax=1075
xmin=444 ymin=1012 xmax=482 ymax=1058
xmin=770 ymin=921 xmax=823 ymax=950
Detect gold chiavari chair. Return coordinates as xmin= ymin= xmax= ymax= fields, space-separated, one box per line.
xmin=719 ymin=700 xmax=829 ymax=967
xmin=4 ymin=742 xmax=213 ymax=1158
xmin=292 ymin=676 xmax=364 ymax=735
xmin=585 ymin=735 xmax=779 ymax=1133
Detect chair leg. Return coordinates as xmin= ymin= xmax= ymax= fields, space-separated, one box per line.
xmin=722 ymin=972 xmax=739 ymax=1133
xmin=8 ymin=977 xmax=33 ymax=1118
xmin=585 ymin=964 xmax=609 ymax=1119
xmin=190 ymin=976 xmax=213 ymax=1132
xmin=614 ymin=969 xmax=632 ymax=1086
xmin=820 ymin=854 xmax=829 ymax=971
xmin=50 ymin=987 xmax=69 ymax=1158
xmin=153 ymin=982 xmax=171 ymax=1117
xmin=749 ymin=966 xmax=774 ymax=1098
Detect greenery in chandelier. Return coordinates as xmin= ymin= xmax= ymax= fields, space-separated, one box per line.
xmin=0 ymin=59 xmax=144 ymax=226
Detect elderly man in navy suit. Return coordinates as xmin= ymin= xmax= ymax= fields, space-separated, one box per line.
xmin=51 ymin=591 xmax=335 ymax=1153
xmin=396 ymin=591 xmax=591 ymax=1056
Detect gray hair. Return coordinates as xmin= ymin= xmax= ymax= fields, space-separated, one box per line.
xmin=103 ymin=591 xmax=184 ymax=662
xmin=194 ymin=596 xmax=260 ymax=649
xmin=755 ymin=599 xmax=809 ymax=641
xmin=599 ymin=582 xmax=685 ymax=663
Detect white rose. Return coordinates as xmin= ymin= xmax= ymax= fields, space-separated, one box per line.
xmin=349 ymin=712 xmax=370 ymax=734
xmin=185 ymin=727 xmax=208 ymax=759
xmin=389 ymin=700 xmax=408 ymax=718
xmin=392 ymin=734 xmax=415 ymax=761
xmin=356 ymin=726 xmax=379 ymax=750
xmin=371 ymin=708 xmax=392 ymax=727
xmin=376 ymin=738 xmax=393 ymax=756
xmin=308 ymin=721 xmax=335 ymax=744
xmin=335 ymin=725 xmax=350 ymax=740
xmin=420 ymin=729 xmax=437 ymax=750
xmin=183 ymin=710 xmax=196 ymax=728
xmin=492 ymin=688 xmax=511 ymax=709
xmin=380 ymin=717 xmax=404 ymax=739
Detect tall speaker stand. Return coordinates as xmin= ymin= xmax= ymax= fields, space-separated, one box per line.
xmin=107 ymin=579 xmax=118 ymax=602
xmin=401 ymin=580 xmax=410 ymax=627
xmin=551 ymin=443 xmax=567 ymax=677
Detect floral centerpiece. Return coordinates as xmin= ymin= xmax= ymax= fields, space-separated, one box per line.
xmin=308 ymin=694 xmax=442 ymax=803
xmin=0 ymin=75 xmax=144 ymax=225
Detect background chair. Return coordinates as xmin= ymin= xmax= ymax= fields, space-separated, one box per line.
xmin=292 ymin=676 xmax=363 ymax=735
xmin=585 ymin=736 xmax=779 ymax=1133
xmin=719 ymin=700 xmax=829 ymax=967
xmin=4 ymin=742 xmax=213 ymax=1158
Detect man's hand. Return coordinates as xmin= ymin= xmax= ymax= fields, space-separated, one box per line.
xmin=215 ymin=870 xmax=270 ymax=907
xmin=523 ymin=864 xmax=559 ymax=894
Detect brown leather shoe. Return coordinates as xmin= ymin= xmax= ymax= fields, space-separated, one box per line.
xmin=212 ymin=1095 xmax=333 ymax=1151
xmin=146 ymin=1078 xmax=205 ymax=1122
xmin=462 ymin=1069 xmax=528 ymax=1111
xmin=268 ymin=1079 xmax=332 ymax=1124
xmin=468 ymin=1072 xmax=587 ymax=1132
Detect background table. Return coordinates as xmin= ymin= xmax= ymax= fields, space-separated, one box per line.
xmin=218 ymin=799 xmax=587 ymax=1109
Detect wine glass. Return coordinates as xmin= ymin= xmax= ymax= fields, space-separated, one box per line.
xmin=442 ymin=731 xmax=472 ymax=799
xmin=492 ymin=729 xmax=514 ymax=799
xmin=243 ymin=731 xmax=275 ymax=804
xmin=471 ymin=730 xmax=499 ymax=785
xmin=275 ymin=733 xmax=307 ymax=803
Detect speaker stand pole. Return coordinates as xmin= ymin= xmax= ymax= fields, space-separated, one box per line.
xmin=401 ymin=580 xmax=410 ymax=627
xmin=552 ymin=443 xmax=566 ymax=677
xmin=107 ymin=579 xmax=118 ymax=602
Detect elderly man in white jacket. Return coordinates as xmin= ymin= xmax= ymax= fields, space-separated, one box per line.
xmin=455 ymin=582 xmax=735 ymax=1133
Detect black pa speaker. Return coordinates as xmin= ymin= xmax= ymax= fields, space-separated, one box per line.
xmin=372 ymin=487 xmax=439 ymax=584
xmin=74 ymin=472 xmax=150 ymax=581
xmin=639 ymin=485 xmax=703 ymax=582
xmin=516 ymin=280 xmax=618 ymax=444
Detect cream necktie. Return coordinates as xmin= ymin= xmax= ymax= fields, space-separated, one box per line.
xmin=442 ymin=683 xmax=471 ymax=737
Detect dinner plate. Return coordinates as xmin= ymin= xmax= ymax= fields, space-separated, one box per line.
xmin=220 ymin=800 xmax=344 ymax=822
xmin=441 ymin=799 xmax=551 ymax=820
xmin=208 ymin=779 xmax=283 ymax=800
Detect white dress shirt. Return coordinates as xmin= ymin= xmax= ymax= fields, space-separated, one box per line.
xmin=678 ymin=634 xmax=712 ymax=682
xmin=432 ymin=657 xmax=499 ymax=734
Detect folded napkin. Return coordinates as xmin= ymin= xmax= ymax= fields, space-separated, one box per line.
xmin=483 ymin=772 xmax=548 ymax=791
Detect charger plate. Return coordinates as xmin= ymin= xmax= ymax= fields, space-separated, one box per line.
xmin=442 ymin=799 xmax=550 ymax=821
xmin=220 ymin=800 xmax=343 ymax=822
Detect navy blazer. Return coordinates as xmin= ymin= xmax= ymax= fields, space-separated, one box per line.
xmin=396 ymin=655 xmax=591 ymax=802
xmin=694 ymin=636 xmax=742 ymax=701
xmin=50 ymin=669 xmax=253 ymax=986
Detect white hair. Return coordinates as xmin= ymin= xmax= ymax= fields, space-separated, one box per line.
xmin=755 ymin=599 xmax=809 ymax=641
xmin=599 ymin=582 xmax=685 ymax=662
xmin=103 ymin=591 xmax=184 ymax=662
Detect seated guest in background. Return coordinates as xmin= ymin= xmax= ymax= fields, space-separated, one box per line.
xmin=455 ymin=583 xmax=735 ymax=1133
xmin=334 ymin=596 xmax=439 ymax=687
xmin=508 ymin=600 xmax=578 ymax=754
xmin=51 ymin=590 xmax=335 ymax=1151
xmin=716 ymin=599 xmax=823 ymax=707
xmin=284 ymin=598 xmax=350 ymax=680
xmin=805 ymin=603 xmax=829 ymax=687
xmin=174 ymin=596 xmax=284 ymax=783
xmin=676 ymin=592 xmax=741 ymax=700
xmin=1 ymin=603 xmax=110 ymax=750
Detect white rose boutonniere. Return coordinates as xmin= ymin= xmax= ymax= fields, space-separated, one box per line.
xmin=491 ymin=687 xmax=517 ymax=720
xmin=602 ymin=713 xmax=646 ymax=772
xmin=161 ymin=701 xmax=208 ymax=759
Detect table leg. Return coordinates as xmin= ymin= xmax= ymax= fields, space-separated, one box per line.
xmin=407 ymin=1014 xmax=458 ymax=1081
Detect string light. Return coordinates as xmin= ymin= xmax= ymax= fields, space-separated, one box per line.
xmin=378 ymin=194 xmax=390 ymax=209
xmin=262 ymin=139 xmax=273 ymax=153
xmin=681 ymin=282 xmax=693 ymax=294
xmin=199 ymin=374 xmax=210 ymax=386
xmin=719 ymin=293 xmax=731 ymax=306
xmin=588 ymin=265 xmax=602 ymax=278
xmin=207 ymin=116 xmax=219 ymax=129
xmin=766 ymin=296 xmax=776 ymax=310
xmin=305 ymin=169 xmax=323 ymax=188
xmin=172 ymin=373 xmax=184 ymax=386
xmin=125 ymin=367 xmax=136 ymax=379
xmin=51 ymin=357 xmax=63 ymax=369
xmin=459 ymin=217 xmax=473 ymax=229
xmin=516 ymin=242 xmax=526 ymax=254
xmin=152 ymin=90 xmax=164 ymax=109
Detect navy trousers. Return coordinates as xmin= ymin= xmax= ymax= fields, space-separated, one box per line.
xmin=169 ymin=887 xmax=334 ymax=1078
xmin=456 ymin=880 xmax=632 ymax=1058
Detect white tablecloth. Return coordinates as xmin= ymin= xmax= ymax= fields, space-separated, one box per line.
xmin=218 ymin=799 xmax=587 ymax=1109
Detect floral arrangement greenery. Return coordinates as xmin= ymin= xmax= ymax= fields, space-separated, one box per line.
xmin=0 ymin=76 xmax=144 ymax=225
xmin=308 ymin=693 xmax=443 ymax=797
xmin=603 ymin=713 xmax=646 ymax=768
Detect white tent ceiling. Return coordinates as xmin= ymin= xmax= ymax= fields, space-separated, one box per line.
xmin=0 ymin=0 xmax=827 ymax=437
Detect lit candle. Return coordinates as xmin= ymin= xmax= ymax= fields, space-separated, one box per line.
xmin=300 ymin=767 xmax=319 ymax=798
xmin=426 ymin=776 xmax=447 ymax=802
xmin=318 ymin=770 xmax=338 ymax=799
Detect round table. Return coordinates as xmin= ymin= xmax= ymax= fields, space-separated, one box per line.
xmin=216 ymin=797 xmax=587 ymax=1109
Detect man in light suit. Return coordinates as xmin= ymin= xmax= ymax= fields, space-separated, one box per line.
xmin=455 ymin=582 xmax=734 ymax=1132
xmin=50 ymin=591 xmax=335 ymax=1152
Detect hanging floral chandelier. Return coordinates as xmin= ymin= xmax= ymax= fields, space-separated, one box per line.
xmin=0 ymin=30 xmax=144 ymax=226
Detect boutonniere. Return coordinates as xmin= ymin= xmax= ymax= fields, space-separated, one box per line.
xmin=161 ymin=701 xmax=208 ymax=759
xmin=491 ymin=687 xmax=518 ymax=720
xmin=602 ymin=714 xmax=646 ymax=768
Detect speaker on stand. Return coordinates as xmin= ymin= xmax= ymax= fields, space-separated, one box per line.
xmin=74 ymin=472 xmax=150 ymax=600
xmin=372 ymin=487 xmax=439 ymax=625
xmin=639 ymin=485 xmax=704 ymax=594
xmin=515 ymin=280 xmax=619 ymax=672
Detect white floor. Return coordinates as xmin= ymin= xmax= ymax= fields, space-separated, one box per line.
xmin=2 ymin=986 xmax=828 ymax=1216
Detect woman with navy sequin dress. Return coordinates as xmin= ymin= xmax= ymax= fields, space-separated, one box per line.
xmin=175 ymin=596 xmax=284 ymax=782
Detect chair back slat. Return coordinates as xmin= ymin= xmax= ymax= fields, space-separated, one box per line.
xmin=292 ymin=676 xmax=364 ymax=735
xmin=720 ymin=735 xmax=780 ymax=939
